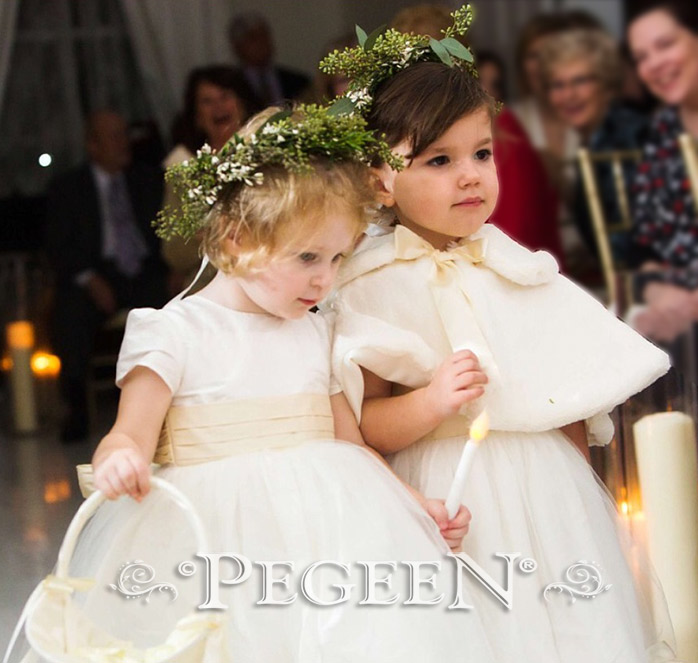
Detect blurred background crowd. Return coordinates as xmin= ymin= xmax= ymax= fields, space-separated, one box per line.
xmin=1 ymin=0 xmax=698 ymax=440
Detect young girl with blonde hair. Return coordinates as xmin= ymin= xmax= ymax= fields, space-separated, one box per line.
xmin=8 ymin=106 xmax=495 ymax=663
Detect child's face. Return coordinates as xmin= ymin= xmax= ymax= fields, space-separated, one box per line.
xmin=232 ymin=208 xmax=358 ymax=319
xmin=375 ymin=108 xmax=498 ymax=250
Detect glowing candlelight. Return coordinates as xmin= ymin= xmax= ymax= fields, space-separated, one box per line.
xmin=30 ymin=351 xmax=61 ymax=378
xmin=445 ymin=411 xmax=489 ymax=519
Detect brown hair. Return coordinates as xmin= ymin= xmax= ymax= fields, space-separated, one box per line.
xmin=628 ymin=1 xmax=698 ymax=33
xmin=367 ymin=61 xmax=494 ymax=161
xmin=200 ymin=110 xmax=374 ymax=274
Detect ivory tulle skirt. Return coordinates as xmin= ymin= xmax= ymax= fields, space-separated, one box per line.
xmin=388 ymin=428 xmax=679 ymax=663
xmin=9 ymin=440 xmax=496 ymax=663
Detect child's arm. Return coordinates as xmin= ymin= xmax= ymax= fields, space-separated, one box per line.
xmin=92 ymin=366 xmax=172 ymax=501
xmin=560 ymin=420 xmax=590 ymax=462
xmin=331 ymin=391 xmax=471 ymax=552
xmin=360 ymin=350 xmax=487 ymax=455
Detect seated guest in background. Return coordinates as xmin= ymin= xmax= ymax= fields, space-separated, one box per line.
xmin=512 ymin=14 xmax=583 ymax=196
xmin=476 ymin=50 xmax=508 ymax=103
xmin=163 ymin=66 xmax=253 ymax=292
xmin=626 ymin=1 xmax=698 ymax=344
xmin=541 ymin=28 xmax=648 ymax=259
xmin=45 ymin=110 xmax=168 ymax=442
xmin=228 ymin=12 xmax=310 ymax=109
xmin=476 ymin=49 xmax=565 ymax=265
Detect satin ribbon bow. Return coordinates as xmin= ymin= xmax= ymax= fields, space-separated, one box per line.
xmin=392 ymin=224 xmax=498 ymax=378
xmin=394 ymin=224 xmax=485 ymax=285
xmin=43 ymin=574 xmax=96 ymax=594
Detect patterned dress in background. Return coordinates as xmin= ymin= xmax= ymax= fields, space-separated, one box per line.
xmin=631 ymin=105 xmax=698 ymax=288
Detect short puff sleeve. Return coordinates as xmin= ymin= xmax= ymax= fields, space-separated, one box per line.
xmin=116 ymin=308 xmax=185 ymax=394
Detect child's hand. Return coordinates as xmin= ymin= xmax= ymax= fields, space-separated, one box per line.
xmin=424 ymin=350 xmax=487 ymax=420
xmin=93 ymin=445 xmax=151 ymax=501
xmin=424 ymin=498 xmax=471 ymax=552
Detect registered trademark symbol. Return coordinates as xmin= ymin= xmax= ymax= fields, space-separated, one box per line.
xmin=518 ymin=558 xmax=537 ymax=574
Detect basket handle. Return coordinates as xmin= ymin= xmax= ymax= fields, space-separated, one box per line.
xmin=55 ymin=476 xmax=209 ymax=578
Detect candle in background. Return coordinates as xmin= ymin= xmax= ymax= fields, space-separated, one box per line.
xmin=445 ymin=410 xmax=489 ymax=519
xmin=634 ymin=411 xmax=698 ymax=662
xmin=6 ymin=321 xmax=38 ymax=433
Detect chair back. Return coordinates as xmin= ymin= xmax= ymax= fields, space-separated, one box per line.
xmin=577 ymin=147 xmax=642 ymax=312
xmin=678 ymin=132 xmax=698 ymax=216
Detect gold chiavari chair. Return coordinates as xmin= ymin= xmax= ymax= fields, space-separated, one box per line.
xmin=577 ymin=147 xmax=643 ymax=314
xmin=679 ymin=132 xmax=698 ymax=215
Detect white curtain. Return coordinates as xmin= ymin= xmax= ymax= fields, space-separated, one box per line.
xmin=0 ymin=0 xmax=20 ymax=123
xmin=0 ymin=0 xmax=151 ymax=197
xmin=118 ymin=0 xmax=234 ymax=142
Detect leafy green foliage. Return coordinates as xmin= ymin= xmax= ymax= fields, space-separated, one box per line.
xmin=155 ymin=105 xmax=401 ymax=240
xmin=319 ymin=4 xmax=476 ymax=116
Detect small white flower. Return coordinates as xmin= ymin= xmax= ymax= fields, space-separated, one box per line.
xmin=348 ymin=88 xmax=371 ymax=105
xmin=211 ymin=156 xmax=219 ymax=165
xmin=277 ymin=134 xmax=286 ymax=143
xmin=262 ymin=124 xmax=280 ymax=135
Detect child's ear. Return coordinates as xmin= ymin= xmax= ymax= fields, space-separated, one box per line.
xmin=222 ymin=226 xmax=244 ymax=256
xmin=370 ymin=165 xmax=396 ymax=208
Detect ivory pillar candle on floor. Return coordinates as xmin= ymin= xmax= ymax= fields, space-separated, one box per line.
xmin=634 ymin=411 xmax=698 ymax=662
xmin=6 ymin=321 xmax=38 ymax=433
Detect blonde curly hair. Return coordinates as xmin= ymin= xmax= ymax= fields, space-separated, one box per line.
xmin=201 ymin=108 xmax=375 ymax=275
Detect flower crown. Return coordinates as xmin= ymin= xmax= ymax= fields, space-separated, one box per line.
xmin=320 ymin=4 xmax=476 ymax=117
xmin=156 ymin=104 xmax=400 ymax=240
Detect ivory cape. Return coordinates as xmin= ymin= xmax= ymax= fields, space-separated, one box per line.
xmin=329 ymin=223 xmax=670 ymax=444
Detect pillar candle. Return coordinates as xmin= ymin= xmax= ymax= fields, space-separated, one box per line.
xmin=634 ymin=411 xmax=698 ymax=662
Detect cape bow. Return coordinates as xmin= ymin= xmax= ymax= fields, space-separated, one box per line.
xmin=392 ymin=224 xmax=499 ymax=378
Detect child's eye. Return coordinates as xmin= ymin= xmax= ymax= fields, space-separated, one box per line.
xmin=331 ymin=253 xmax=346 ymax=263
xmin=475 ymin=149 xmax=492 ymax=161
xmin=427 ymin=155 xmax=449 ymax=167
xmin=299 ymin=252 xmax=317 ymax=263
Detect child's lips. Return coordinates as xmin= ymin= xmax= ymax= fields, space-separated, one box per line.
xmin=454 ymin=197 xmax=483 ymax=207
xmin=298 ymin=298 xmax=318 ymax=306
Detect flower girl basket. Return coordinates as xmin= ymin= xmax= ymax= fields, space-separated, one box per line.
xmin=3 ymin=477 xmax=227 ymax=663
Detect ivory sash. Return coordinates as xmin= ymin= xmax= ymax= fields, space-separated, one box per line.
xmin=155 ymin=393 xmax=335 ymax=465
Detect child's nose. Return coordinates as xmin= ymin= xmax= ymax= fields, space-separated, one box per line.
xmin=457 ymin=161 xmax=479 ymax=187
xmin=311 ymin=265 xmax=334 ymax=290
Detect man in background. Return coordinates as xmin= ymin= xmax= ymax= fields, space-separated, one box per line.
xmin=45 ymin=110 xmax=168 ymax=442
xmin=228 ymin=12 xmax=310 ymax=109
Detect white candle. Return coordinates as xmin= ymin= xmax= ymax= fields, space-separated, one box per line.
xmin=633 ymin=411 xmax=698 ymax=662
xmin=6 ymin=321 xmax=38 ymax=433
xmin=445 ymin=411 xmax=489 ymax=519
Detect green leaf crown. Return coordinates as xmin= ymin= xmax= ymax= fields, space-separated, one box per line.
xmin=320 ymin=4 xmax=476 ymax=117
xmin=155 ymin=104 xmax=400 ymax=240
